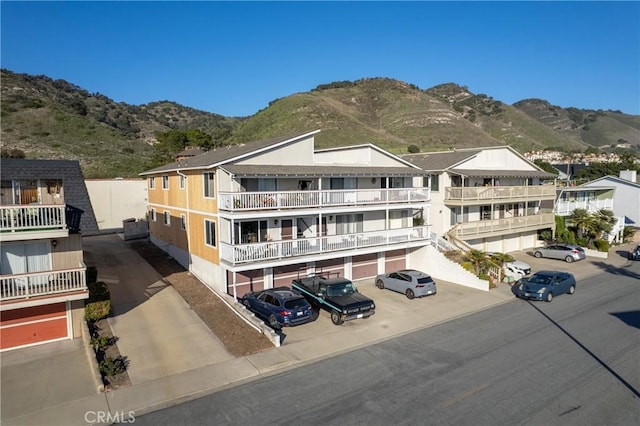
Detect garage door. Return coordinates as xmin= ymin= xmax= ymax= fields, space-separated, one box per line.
xmin=274 ymin=263 xmax=306 ymax=288
xmin=0 ymin=303 xmax=68 ymax=350
xmin=316 ymin=257 xmax=344 ymax=278
xmin=352 ymin=253 xmax=378 ymax=280
xmin=384 ymin=249 xmax=406 ymax=272
xmin=228 ymin=269 xmax=264 ymax=298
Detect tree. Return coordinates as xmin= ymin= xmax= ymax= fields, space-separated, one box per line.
xmin=151 ymin=129 xmax=214 ymax=167
xmin=533 ymin=159 xmax=559 ymax=176
xmin=464 ymin=249 xmax=490 ymax=275
xmin=566 ymin=208 xmax=593 ymax=240
xmin=591 ymin=209 xmax=617 ymax=239
xmin=488 ymin=252 xmax=514 ymax=269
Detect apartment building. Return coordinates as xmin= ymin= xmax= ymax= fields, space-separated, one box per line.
xmin=0 ymin=160 xmax=98 ymax=351
xmin=403 ymin=146 xmax=557 ymax=253
xmin=140 ymin=130 xmax=432 ymax=298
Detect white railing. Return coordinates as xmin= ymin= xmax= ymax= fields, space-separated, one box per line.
xmin=430 ymin=232 xmax=457 ymax=252
xmin=219 ymin=188 xmax=430 ymax=211
xmin=1 ymin=266 xmax=87 ymax=301
xmin=220 ymin=226 xmax=431 ymax=264
xmin=445 ymin=185 xmax=556 ymax=202
xmin=0 ymin=205 xmax=67 ymax=233
xmin=555 ymin=199 xmax=614 ymax=216
xmin=454 ymin=213 xmax=556 ymax=238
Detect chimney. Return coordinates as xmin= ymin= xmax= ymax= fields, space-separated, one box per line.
xmin=619 ymin=170 xmax=637 ymax=183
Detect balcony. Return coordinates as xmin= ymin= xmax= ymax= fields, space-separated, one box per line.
xmin=555 ymin=199 xmax=614 ymax=216
xmin=220 ymin=225 xmax=431 ymax=265
xmin=444 ymin=185 xmax=556 ymax=206
xmin=219 ymin=188 xmax=430 ymax=212
xmin=1 ymin=266 xmax=87 ymax=301
xmin=0 ymin=205 xmax=68 ymax=242
xmin=451 ymin=212 xmax=555 ymax=240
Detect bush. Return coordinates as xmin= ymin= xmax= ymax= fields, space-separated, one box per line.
xmin=593 ymin=239 xmax=610 ymax=252
xmin=99 ymin=356 xmax=129 ymax=376
xmin=407 ymin=144 xmax=420 ymax=153
xmin=85 ymin=300 xmax=111 ymax=321
xmin=90 ymin=335 xmax=117 ymax=351
xmin=87 ymin=281 xmax=110 ymax=303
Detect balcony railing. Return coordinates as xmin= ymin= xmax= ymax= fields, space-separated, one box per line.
xmin=220 ymin=225 xmax=431 ymax=264
xmin=452 ymin=213 xmax=556 ymax=239
xmin=0 ymin=266 xmax=87 ymax=301
xmin=0 ymin=205 xmax=67 ymax=233
xmin=555 ymin=199 xmax=614 ymax=216
xmin=219 ymin=188 xmax=430 ymax=211
xmin=444 ymin=185 xmax=556 ymax=204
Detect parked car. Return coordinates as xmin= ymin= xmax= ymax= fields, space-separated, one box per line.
xmin=503 ymin=260 xmax=531 ymax=278
xmin=375 ymin=269 xmax=437 ymax=299
xmin=628 ymin=245 xmax=640 ymax=261
xmin=514 ymin=271 xmax=576 ymax=302
xmin=240 ymin=287 xmax=315 ymax=330
xmin=533 ymin=244 xmax=586 ymax=263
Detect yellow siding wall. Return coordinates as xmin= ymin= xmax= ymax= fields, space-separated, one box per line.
xmin=147 ymin=169 xmax=219 ymax=264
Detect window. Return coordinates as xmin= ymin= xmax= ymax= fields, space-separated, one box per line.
xmin=336 ymin=214 xmax=363 ymax=235
xmin=163 ymin=211 xmax=170 ymax=226
xmin=162 ymin=175 xmax=169 ymax=190
xmin=180 ymin=214 xmax=186 ymax=230
xmin=430 ymin=174 xmax=439 ymax=192
xmin=150 ymin=208 xmax=156 ymax=222
xmin=205 ymin=219 xmax=216 ymax=247
xmin=149 ymin=177 xmax=155 ymax=189
xmin=204 ymin=173 xmax=215 ymax=198
xmin=179 ymin=174 xmax=186 ymax=190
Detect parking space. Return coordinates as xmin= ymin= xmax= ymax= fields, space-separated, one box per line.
xmin=504 ymin=248 xmax=631 ymax=282
xmin=275 ymin=277 xmax=513 ymax=346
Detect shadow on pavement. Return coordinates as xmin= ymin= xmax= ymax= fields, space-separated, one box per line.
xmin=590 ymin=260 xmax=640 ymax=280
xmin=610 ymin=310 xmax=640 ymax=330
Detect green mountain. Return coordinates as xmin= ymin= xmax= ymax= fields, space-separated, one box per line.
xmin=1 ymin=70 xmax=638 ymax=178
xmin=512 ymin=98 xmax=640 ymax=149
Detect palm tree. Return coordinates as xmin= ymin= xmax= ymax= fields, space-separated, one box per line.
xmin=488 ymin=252 xmax=514 ymax=269
xmin=567 ymin=208 xmax=593 ymax=240
xmin=465 ymin=249 xmax=490 ymax=275
xmin=591 ymin=208 xmax=617 ymax=240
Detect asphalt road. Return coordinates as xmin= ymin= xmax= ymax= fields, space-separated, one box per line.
xmin=134 ymin=262 xmax=640 ymax=426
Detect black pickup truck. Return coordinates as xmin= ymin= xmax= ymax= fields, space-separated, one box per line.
xmin=291 ymin=275 xmax=375 ymax=325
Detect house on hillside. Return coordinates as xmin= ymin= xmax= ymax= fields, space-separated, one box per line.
xmin=140 ymin=130 xmax=433 ymax=298
xmin=0 ymin=159 xmax=99 ymax=351
xmin=402 ymin=146 xmax=557 ymax=253
xmin=581 ymin=170 xmax=640 ymax=227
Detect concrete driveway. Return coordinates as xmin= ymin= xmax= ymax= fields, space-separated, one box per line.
xmin=82 ymin=235 xmax=235 ymax=384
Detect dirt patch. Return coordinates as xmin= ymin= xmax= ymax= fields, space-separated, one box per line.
xmin=127 ymin=239 xmax=274 ymax=357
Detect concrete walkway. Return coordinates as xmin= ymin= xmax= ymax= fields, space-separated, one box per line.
xmin=2 ymin=238 xmax=636 ymax=425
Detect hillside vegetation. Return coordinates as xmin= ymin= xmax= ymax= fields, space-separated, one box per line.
xmin=1 ymin=70 xmax=638 ymax=178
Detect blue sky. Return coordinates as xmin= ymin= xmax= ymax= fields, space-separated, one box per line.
xmin=2 ymin=1 xmax=639 ymax=117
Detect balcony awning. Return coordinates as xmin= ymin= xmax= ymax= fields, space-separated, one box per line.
xmin=451 ymin=169 xmax=556 ymax=179
xmin=221 ymin=164 xmax=429 ymax=177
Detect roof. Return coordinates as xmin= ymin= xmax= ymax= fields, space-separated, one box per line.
xmin=582 ymin=175 xmax=640 ymax=189
xmin=221 ymin=164 xmax=428 ymax=177
xmin=557 ymin=186 xmax=615 ymax=193
xmin=402 ymin=148 xmax=484 ymax=171
xmin=0 ymin=158 xmax=100 ymax=234
xmin=140 ymin=130 xmax=320 ymax=175
xmin=452 ymin=169 xmax=555 ymax=179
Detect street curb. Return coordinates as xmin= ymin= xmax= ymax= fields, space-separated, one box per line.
xmin=81 ymin=318 xmax=105 ymax=393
